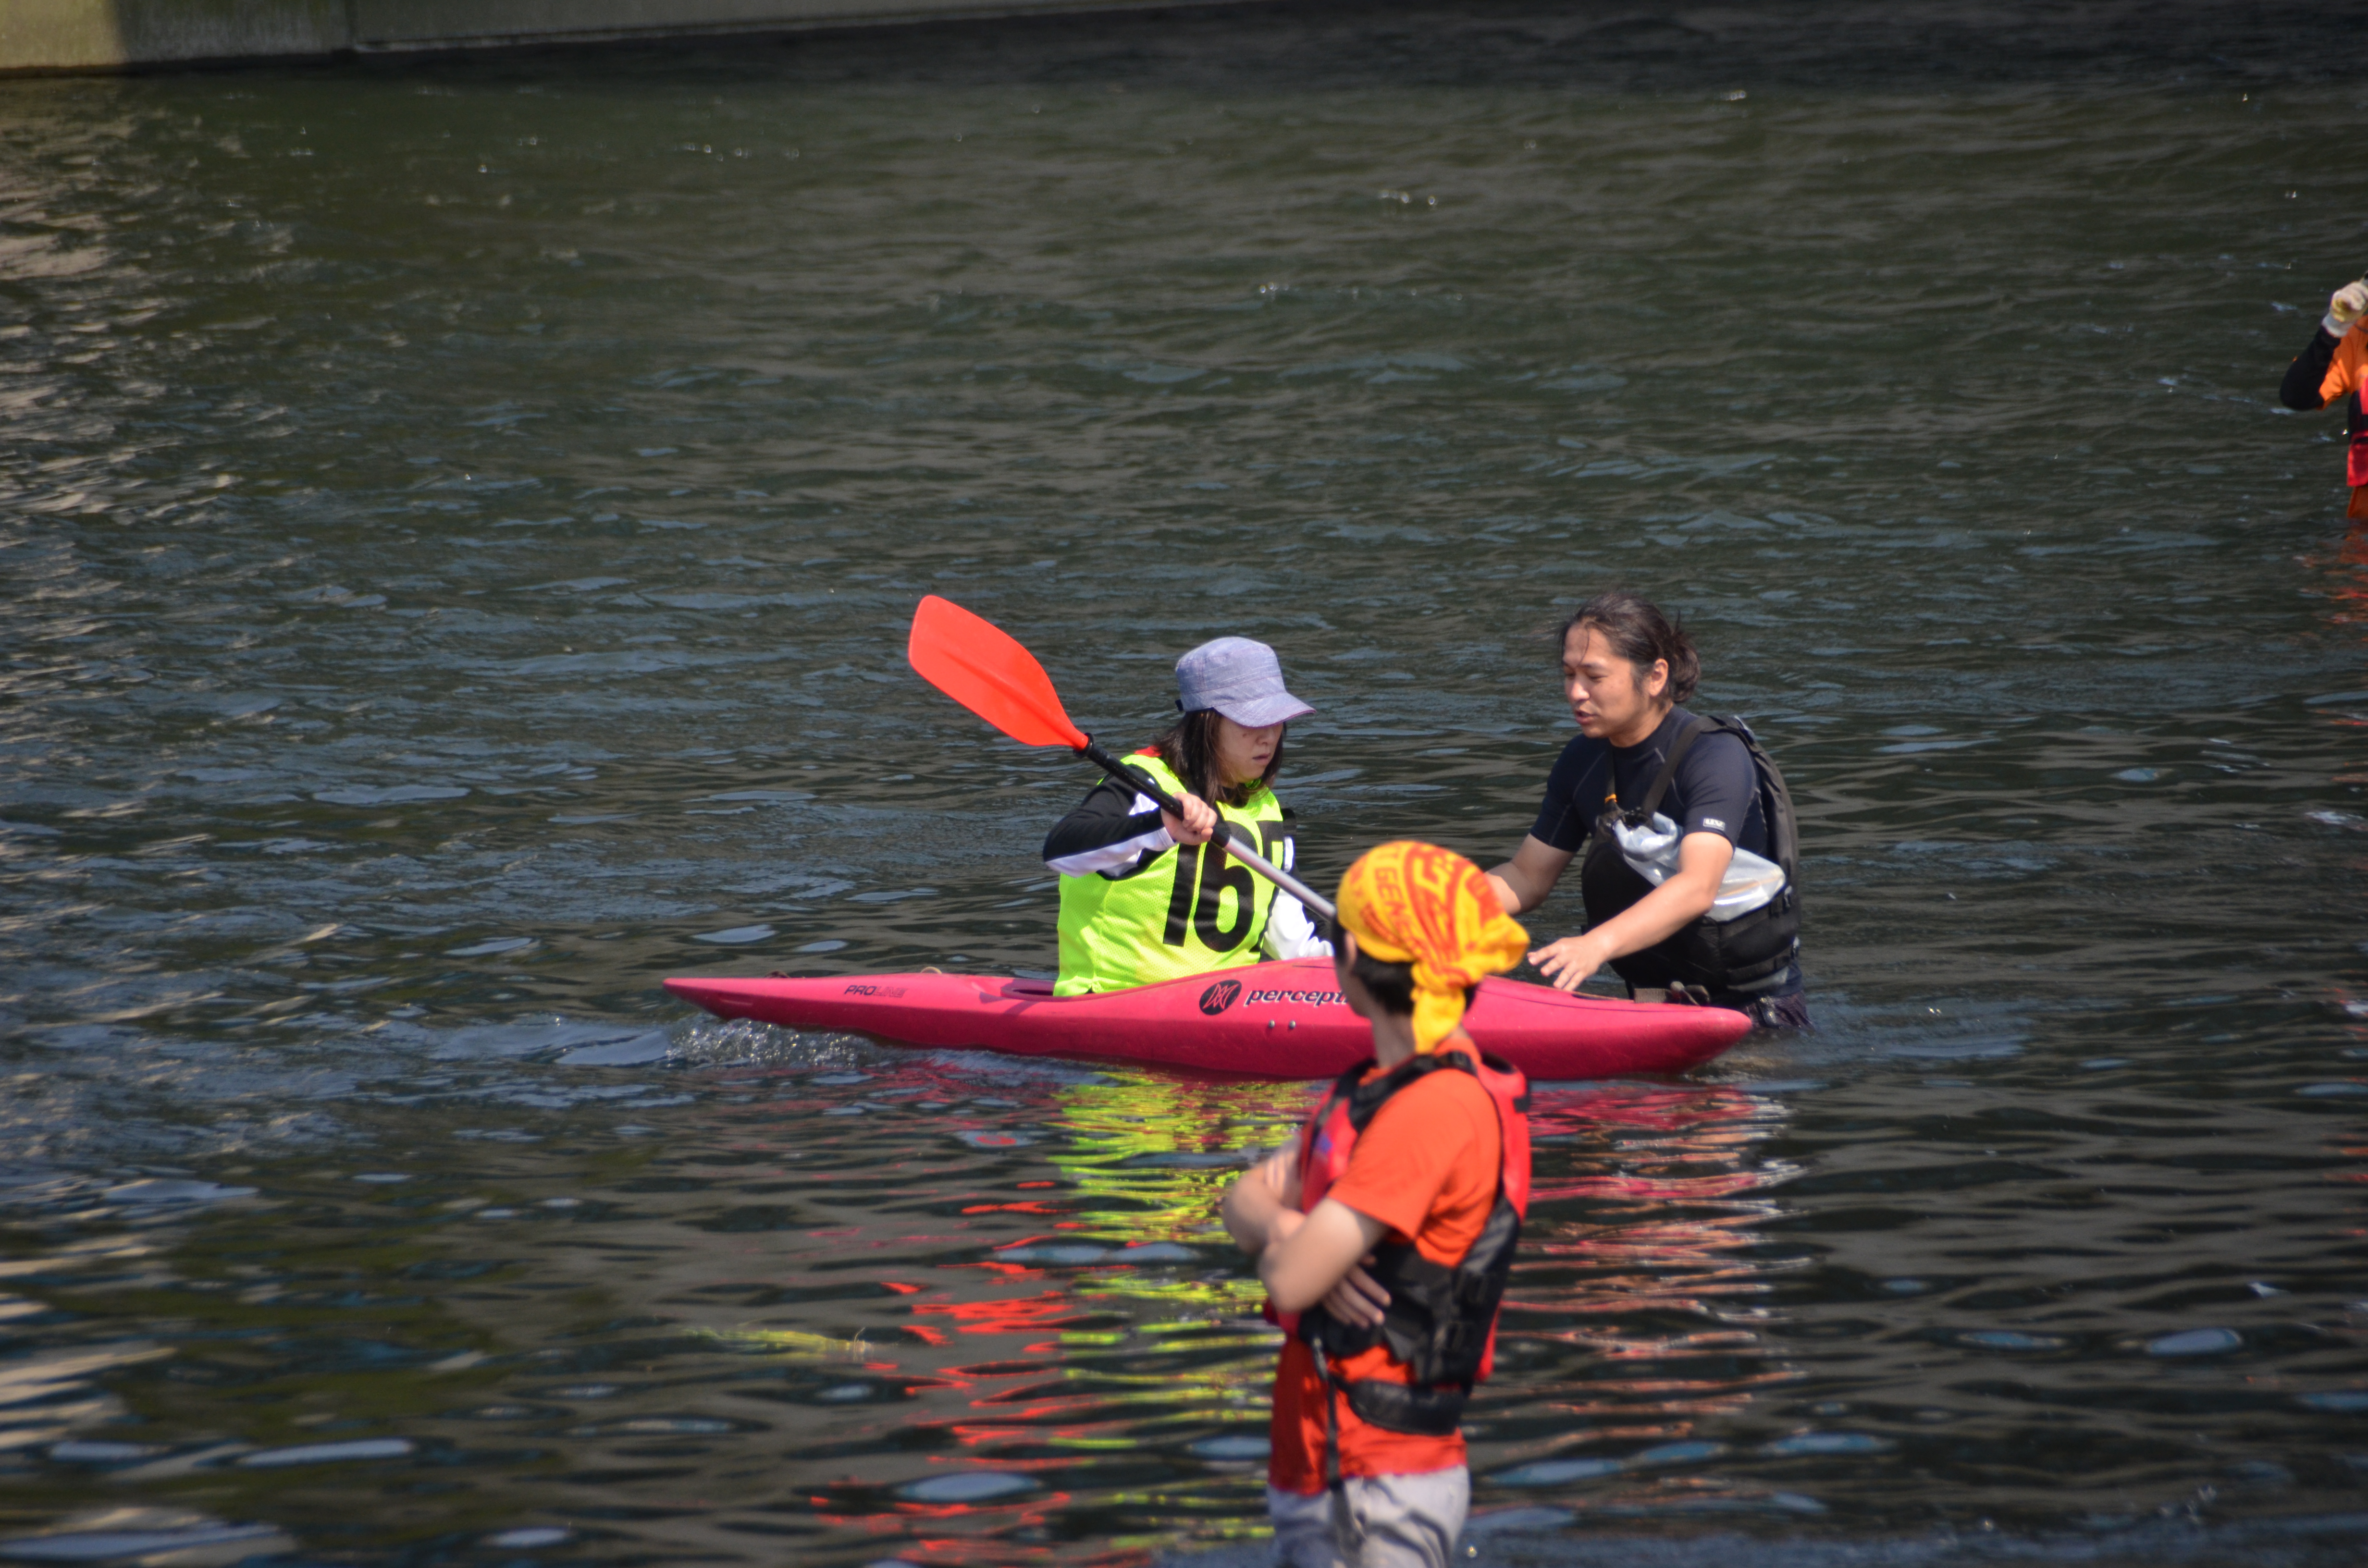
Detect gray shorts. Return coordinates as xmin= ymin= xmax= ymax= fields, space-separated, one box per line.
xmin=1267 ymin=1470 xmax=1468 ymax=1568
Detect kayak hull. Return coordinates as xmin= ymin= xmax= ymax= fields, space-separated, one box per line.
xmin=663 ymin=957 xmax=1751 ymax=1081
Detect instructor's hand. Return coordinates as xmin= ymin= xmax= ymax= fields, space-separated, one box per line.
xmin=1529 ymin=931 xmax=1614 ymax=993
xmin=2326 ymin=280 xmax=2368 ymax=338
xmin=1162 ymin=791 xmax=1219 ymax=845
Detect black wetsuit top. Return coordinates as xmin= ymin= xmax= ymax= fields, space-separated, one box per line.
xmin=1531 ymin=707 xmax=1769 ymax=860
xmin=1529 ymin=706 xmax=1802 ymax=1000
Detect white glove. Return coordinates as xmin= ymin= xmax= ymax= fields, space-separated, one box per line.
xmin=2325 ymin=280 xmax=2368 ymax=338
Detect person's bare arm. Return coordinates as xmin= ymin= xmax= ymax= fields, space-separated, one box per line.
xmin=1528 ymin=830 xmax=1734 ymax=991
xmin=1221 ymin=1145 xmax=1299 ymax=1254
xmin=1221 ymin=1147 xmax=1393 ymax=1326
xmin=1485 ymin=834 xmax=1575 ymax=918
xmin=1259 ymin=1199 xmax=1389 ymax=1314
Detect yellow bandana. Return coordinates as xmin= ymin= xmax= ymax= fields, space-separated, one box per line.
xmin=1336 ymin=841 xmax=1530 ymax=1054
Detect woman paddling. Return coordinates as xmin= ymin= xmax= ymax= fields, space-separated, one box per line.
xmin=1043 ymin=637 xmax=1332 ymax=995
xmin=1484 ymin=592 xmax=1810 ymax=1030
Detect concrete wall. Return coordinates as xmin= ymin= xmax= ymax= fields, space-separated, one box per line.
xmin=0 ymin=0 xmax=1196 ymax=74
xmin=3 ymin=0 xmax=346 ymax=72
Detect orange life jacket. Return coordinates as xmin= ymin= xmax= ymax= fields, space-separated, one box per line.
xmin=1273 ymin=1041 xmax=1530 ymax=1436
xmin=2350 ymin=386 xmax=2368 ymax=489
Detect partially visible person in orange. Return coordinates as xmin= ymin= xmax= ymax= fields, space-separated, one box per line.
xmin=2280 ymin=275 xmax=2368 ymax=521
xmin=1220 ymin=842 xmax=1531 ymax=1568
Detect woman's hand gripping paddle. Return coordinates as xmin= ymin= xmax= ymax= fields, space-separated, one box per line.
xmin=907 ymin=594 xmax=1338 ymax=924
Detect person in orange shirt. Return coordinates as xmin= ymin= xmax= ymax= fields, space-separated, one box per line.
xmin=2280 ymin=275 xmax=2368 ymax=521
xmin=1221 ymin=842 xmax=1531 ymax=1568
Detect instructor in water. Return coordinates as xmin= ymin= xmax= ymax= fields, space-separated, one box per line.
xmin=1044 ymin=636 xmax=1331 ymax=995
xmin=1485 ymin=591 xmax=1809 ymax=1030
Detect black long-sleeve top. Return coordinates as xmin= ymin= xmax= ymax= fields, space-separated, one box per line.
xmin=2282 ymin=324 xmax=2342 ymax=413
xmin=1041 ymin=769 xmax=1171 ymax=875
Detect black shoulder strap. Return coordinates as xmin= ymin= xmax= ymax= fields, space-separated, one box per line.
xmin=1346 ymin=1053 xmax=1435 ymax=1130
xmin=1320 ymin=1061 xmax=1369 ymax=1124
xmin=1635 ymin=717 xmax=1706 ymax=819
xmin=1628 ymin=715 xmax=1803 ymax=886
xmin=1702 ymin=715 xmax=1800 ymax=883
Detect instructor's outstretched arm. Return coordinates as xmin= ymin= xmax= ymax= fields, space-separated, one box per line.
xmin=1486 ymin=834 xmax=1574 ymax=918
xmin=1528 ymin=830 xmax=1734 ymax=992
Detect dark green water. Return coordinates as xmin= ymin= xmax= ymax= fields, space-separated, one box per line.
xmin=5 ymin=2 xmax=2368 ymax=1563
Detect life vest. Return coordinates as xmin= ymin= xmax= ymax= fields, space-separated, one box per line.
xmin=1275 ymin=1042 xmax=1531 ymax=1438
xmin=2349 ymin=385 xmax=2368 ymax=490
xmin=1579 ymin=715 xmax=1801 ymax=996
xmin=1053 ymin=751 xmax=1294 ymax=996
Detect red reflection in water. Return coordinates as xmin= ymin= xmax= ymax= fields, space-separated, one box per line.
xmin=801 ymin=1490 xmax=1080 ymax=1568
xmin=1492 ymin=1080 xmax=1796 ymax=1452
xmin=673 ymin=1061 xmax=1255 ymax=1566
xmin=1532 ymin=1084 xmax=1764 ymax=1134
xmin=1536 ymin=1169 xmax=1774 ymax=1202
xmin=2320 ymin=520 xmax=2368 ymax=632
xmin=916 ymin=1289 xmax=1093 ymax=1336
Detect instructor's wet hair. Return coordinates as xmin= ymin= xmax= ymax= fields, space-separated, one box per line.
xmin=1326 ymin=922 xmax=1479 ymax=1019
xmin=1560 ymin=591 xmax=1700 ymax=705
xmin=1150 ymin=709 xmax=1286 ymax=808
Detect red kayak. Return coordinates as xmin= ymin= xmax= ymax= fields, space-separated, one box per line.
xmin=663 ymin=957 xmax=1750 ymax=1081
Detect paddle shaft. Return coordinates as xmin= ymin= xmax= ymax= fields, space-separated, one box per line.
xmin=1077 ymin=740 xmax=1338 ymax=924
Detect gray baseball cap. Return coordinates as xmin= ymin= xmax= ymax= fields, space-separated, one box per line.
xmin=1174 ymin=637 xmax=1314 ymax=728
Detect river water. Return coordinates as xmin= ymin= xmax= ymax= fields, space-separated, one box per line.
xmin=4 ymin=2 xmax=2368 ymax=1563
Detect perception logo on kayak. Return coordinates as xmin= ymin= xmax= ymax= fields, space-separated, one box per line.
xmin=1198 ymin=979 xmax=1244 ymax=1016
xmin=1246 ymin=989 xmax=1346 ymax=1007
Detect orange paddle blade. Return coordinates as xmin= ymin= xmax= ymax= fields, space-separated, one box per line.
xmin=908 ymin=595 xmax=1089 ymax=749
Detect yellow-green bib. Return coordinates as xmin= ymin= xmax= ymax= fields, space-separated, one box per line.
xmin=1054 ymin=753 xmax=1292 ymax=996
